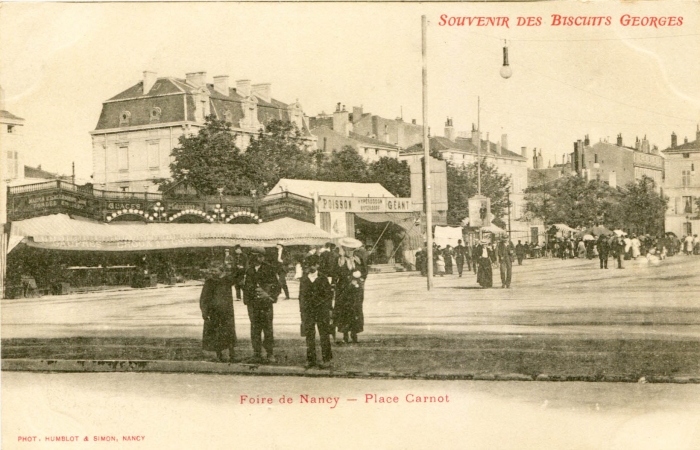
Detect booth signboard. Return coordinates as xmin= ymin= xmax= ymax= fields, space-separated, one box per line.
xmin=317 ymin=196 xmax=414 ymax=214
xmin=468 ymin=195 xmax=491 ymax=228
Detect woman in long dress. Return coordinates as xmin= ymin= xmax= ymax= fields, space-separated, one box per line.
xmin=333 ymin=238 xmax=367 ymax=344
xmin=475 ymin=240 xmax=495 ymax=288
xmin=199 ymin=260 xmax=236 ymax=362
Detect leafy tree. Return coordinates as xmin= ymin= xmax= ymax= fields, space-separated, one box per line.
xmin=525 ymin=175 xmax=621 ymax=229
xmin=243 ymin=120 xmax=316 ymax=195
xmin=446 ymin=159 xmax=512 ymax=228
xmin=164 ymin=116 xmax=249 ymax=195
xmin=617 ymin=175 xmax=668 ymax=235
xmin=317 ymin=146 xmax=370 ymax=183
xmin=367 ymin=157 xmax=411 ymax=197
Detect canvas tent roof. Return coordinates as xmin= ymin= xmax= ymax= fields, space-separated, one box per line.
xmin=9 ymin=214 xmax=331 ymax=252
xmin=267 ymin=179 xmax=394 ymax=199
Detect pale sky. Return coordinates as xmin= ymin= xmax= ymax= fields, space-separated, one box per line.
xmin=1 ymin=2 xmax=698 ymax=179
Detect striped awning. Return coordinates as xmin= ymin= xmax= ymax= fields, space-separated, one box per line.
xmin=9 ymin=214 xmax=331 ymax=252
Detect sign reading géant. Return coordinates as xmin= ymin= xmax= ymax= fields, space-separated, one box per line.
xmin=317 ymin=196 xmax=415 ymax=213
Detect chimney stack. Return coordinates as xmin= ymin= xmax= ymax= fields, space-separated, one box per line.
xmin=412 ymin=119 xmax=417 ymax=125
xmin=584 ymin=134 xmax=590 ymax=146
xmin=501 ymin=134 xmax=508 ymax=152
xmin=333 ymin=102 xmax=350 ymax=137
xmin=444 ymin=117 xmax=454 ymax=141
xmin=521 ymin=146 xmax=527 ymax=159
xmin=671 ymin=132 xmax=677 ymax=148
xmin=471 ymin=124 xmax=480 ymax=148
xmin=352 ymin=106 xmax=363 ymax=124
xmin=0 ymin=85 xmax=5 ymax=111
xmin=213 ymin=75 xmax=229 ymax=96
xmin=252 ymin=83 xmax=271 ymax=103
xmin=143 ymin=71 xmax=157 ymax=95
xmin=697 ymin=124 xmax=700 ymax=142
xmin=236 ymin=79 xmax=251 ymax=97
xmin=616 ymin=133 xmax=623 ymax=147
xmin=185 ymin=72 xmax=206 ymax=88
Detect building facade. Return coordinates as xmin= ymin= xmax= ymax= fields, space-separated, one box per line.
xmin=570 ymin=134 xmax=664 ymax=190
xmin=662 ymin=127 xmax=700 ymax=237
xmin=310 ymin=104 xmax=400 ymax=161
xmin=1 ymin=86 xmax=25 ymax=183
xmin=90 ymin=71 xmax=315 ymax=192
xmin=400 ymin=120 xmax=529 ymax=221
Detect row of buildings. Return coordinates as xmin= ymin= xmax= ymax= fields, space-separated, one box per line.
xmin=3 ymin=70 xmax=700 ymax=237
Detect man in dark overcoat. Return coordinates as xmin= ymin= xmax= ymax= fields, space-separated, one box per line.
xmin=243 ymin=248 xmax=280 ymax=363
xmin=299 ymin=255 xmax=334 ymax=369
xmin=455 ymin=240 xmax=466 ymax=277
xmin=496 ymin=236 xmax=515 ymax=288
xmin=515 ymin=240 xmax=526 ymax=265
xmin=597 ymin=235 xmax=610 ymax=269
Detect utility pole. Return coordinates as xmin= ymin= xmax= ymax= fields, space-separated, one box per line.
xmin=422 ymin=15 xmax=433 ymax=289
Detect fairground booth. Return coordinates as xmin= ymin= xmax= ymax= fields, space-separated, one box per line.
xmin=2 ymin=180 xmax=329 ymax=298
xmin=266 ymin=179 xmax=430 ymax=269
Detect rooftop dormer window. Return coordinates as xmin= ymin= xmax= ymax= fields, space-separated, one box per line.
xmin=150 ymin=107 xmax=162 ymax=123
xmin=119 ymin=111 xmax=131 ymax=127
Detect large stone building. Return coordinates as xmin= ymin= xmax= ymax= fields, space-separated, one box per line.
xmin=662 ymin=127 xmax=700 ymax=237
xmin=310 ymin=104 xmax=400 ymax=162
xmin=401 ymin=120 xmax=529 ymax=221
xmin=1 ymin=86 xmax=25 ymax=183
xmin=309 ymin=103 xmax=405 ymax=162
xmin=569 ymin=134 xmax=664 ymax=190
xmin=91 ymin=71 xmax=315 ymax=192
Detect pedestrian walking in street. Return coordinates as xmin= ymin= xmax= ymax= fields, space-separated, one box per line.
xmin=333 ymin=237 xmax=366 ymax=345
xmin=199 ymin=260 xmax=236 ymax=362
xmin=612 ymin=236 xmax=625 ymax=269
xmin=274 ymin=243 xmax=291 ymax=300
xmin=298 ymin=255 xmax=334 ymax=369
xmin=435 ymin=250 xmax=446 ymax=277
xmin=455 ymin=240 xmax=466 ymax=277
xmin=475 ymin=239 xmax=495 ymax=288
xmin=515 ymin=240 xmax=525 ymax=266
xmin=243 ymin=248 xmax=280 ymax=363
xmin=597 ymin=235 xmax=610 ymax=269
xmin=444 ymin=245 xmax=454 ymax=275
xmin=496 ymin=236 xmax=515 ymax=289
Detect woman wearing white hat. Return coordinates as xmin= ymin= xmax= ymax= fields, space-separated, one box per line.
xmin=333 ymin=237 xmax=367 ymax=344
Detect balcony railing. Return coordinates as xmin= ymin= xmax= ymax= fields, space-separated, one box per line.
xmin=9 ymin=180 xmax=164 ymax=201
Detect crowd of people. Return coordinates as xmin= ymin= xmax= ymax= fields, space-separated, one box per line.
xmin=198 ymin=238 xmax=369 ymax=369
xmin=414 ymin=235 xmax=517 ymax=289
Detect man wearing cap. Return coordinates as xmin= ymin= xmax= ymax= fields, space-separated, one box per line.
xmin=243 ymin=248 xmax=280 ymax=363
xmin=334 ymin=237 xmax=367 ymax=344
xmin=298 ymin=255 xmax=334 ymax=369
xmin=496 ymin=236 xmax=515 ymax=289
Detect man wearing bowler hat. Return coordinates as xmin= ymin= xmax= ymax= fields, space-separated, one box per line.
xmin=243 ymin=247 xmax=280 ymax=363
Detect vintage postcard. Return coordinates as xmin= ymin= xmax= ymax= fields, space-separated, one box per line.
xmin=1 ymin=1 xmax=699 ymax=449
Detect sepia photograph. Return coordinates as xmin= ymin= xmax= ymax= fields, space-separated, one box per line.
xmin=1 ymin=1 xmax=699 ymax=449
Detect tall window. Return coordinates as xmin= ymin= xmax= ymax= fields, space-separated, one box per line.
xmin=684 ymin=222 xmax=692 ymax=236
xmin=118 ymin=146 xmax=129 ymax=171
xmin=684 ymin=196 xmax=694 ymax=214
xmin=148 ymin=142 xmax=160 ymax=169
xmin=682 ymin=170 xmax=691 ymax=187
